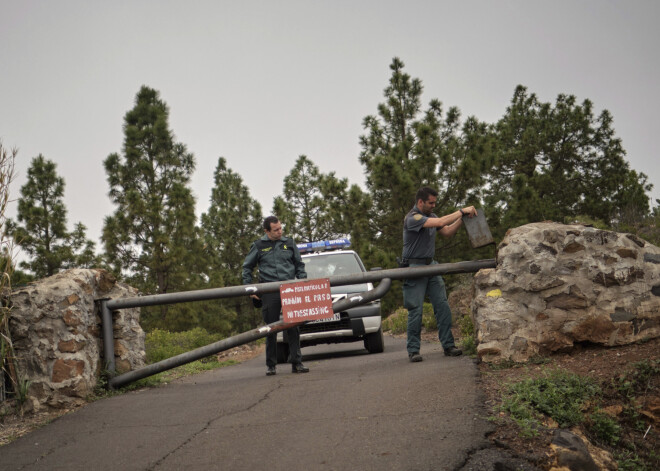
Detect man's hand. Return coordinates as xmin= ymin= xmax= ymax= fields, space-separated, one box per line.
xmin=250 ymin=294 xmax=262 ymax=308
xmin=461 ymin=206 xmax=477 ymax=218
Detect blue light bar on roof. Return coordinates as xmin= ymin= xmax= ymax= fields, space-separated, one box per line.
xmin=297 ymin=238 xmax=351 ymax=254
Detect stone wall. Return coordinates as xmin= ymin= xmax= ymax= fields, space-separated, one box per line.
xmin=471 ymin=222 xmax=660 ymax=362
xmin=9 ymin=268 xmax=145 ymax=410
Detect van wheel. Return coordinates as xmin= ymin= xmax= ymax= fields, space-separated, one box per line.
xmin=276 ymin=343 xmax=290 ymax=364
xmin=364 ymin=328 xmax=384 ymax=353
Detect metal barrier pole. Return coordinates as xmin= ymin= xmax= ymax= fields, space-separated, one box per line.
xmin=108 ymin=278 xmax=392 ymax=389
xmin=104 ymin=259 xmax=496 ymax=311
xmin=97 ymin=298 xmax=116 ymax=374
xmin=100 ymin=260 xmax=496 ymax=378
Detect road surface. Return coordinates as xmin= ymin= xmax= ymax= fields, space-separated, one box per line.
xmin=1 ymin=336 xmax=495 ymax=471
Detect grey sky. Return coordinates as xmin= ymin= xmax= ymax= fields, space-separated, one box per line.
xmin=2 ymin=1 xmax=658 ymax=251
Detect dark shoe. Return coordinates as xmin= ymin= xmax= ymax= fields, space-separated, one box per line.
xmin=408 ymin=352 xmax=423 ymax=362
xmin=444 ymin=346 xmax=463 ymax=357
xmin=266 ymin=366 xmax=276 ymax=376
xmin=292 ymin=363 xmax=309 ymax=373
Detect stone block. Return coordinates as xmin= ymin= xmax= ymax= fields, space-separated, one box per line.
xmin=472 ymin=222 xmax=660 ymax=362
xmin=58 ymin=339 xmax=86 ymax=353
xmin=10 ymin=268 xmax=145 ymax=409
xmin=52 ymin=359 xmax=85 ymax=383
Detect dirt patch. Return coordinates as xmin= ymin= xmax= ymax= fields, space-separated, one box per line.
xmin=477 ymin=337 xmax=660 ymax=470
xmin=216 ymin=342 xmax=264 ymax=363
xmin=0 ymin=407 xmax=74 ymax=447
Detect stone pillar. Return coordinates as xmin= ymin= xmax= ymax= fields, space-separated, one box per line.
xmin=471 ymin=223 xmax=660 ymax=363
xmin=9 ymin=268 xmax=145 ymax=411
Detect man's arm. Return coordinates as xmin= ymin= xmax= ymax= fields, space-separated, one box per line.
xmin=422 ymin=206 xmax=477 ymax=229
xmin=242 ymin=243 xmax=259 ymax=285
xmin=423 ymin=206 xmax=477 ymax=238
xmin=438 ymin=216 xmax=463 ymax=238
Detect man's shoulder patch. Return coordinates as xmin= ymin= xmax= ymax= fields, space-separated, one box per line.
xmin=413 ymin=214 xmax=423 ymax=221
xmin=255 ymin=239 xmax=272 ymax=251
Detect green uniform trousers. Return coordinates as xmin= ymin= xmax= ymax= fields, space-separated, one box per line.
xmin=403 ymin=263 xmax=456 ymax=354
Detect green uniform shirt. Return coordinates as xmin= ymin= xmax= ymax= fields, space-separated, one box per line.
xmin=242 ymin=235 xmax=307 ymax=284
xmin=402 ymin=206 xmax=438 ymax=259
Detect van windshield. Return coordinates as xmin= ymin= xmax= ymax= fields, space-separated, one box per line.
xmin=302 ymin=253 xmax=368 ymax=294
xmin=302 ymin=253 xmax=362 ymax=277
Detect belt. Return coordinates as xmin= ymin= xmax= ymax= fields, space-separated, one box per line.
xmin=407 ymin=258 xmax=434 ymax=265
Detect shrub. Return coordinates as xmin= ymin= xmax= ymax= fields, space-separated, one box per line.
xmin=145 ymin=327 xmax=225 ymax=363
xmin=382 ymin=308 xmax=407 ymax=335
xmin=383 ymin=303 xmax=437 ymax=334
xmin=588 ymin=411 xmax=621 ymax=446
xmin=457 ymin=315 xmax=477 ymax=356
xmin=499 ymin=369 xmax=600 ymax=436
xmin=614 ymin=359 xmax=659 ymax=399
xmin=421 ymin=303 xmax=436 ymax=331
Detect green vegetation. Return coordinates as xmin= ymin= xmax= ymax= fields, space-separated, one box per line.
xmin=495 ymin=359 xmax=659 ymax=469
xmin=128 ymin=358 xmax=239 ymax=390
xmin=382 ymin=308 xmax=407 ymax=335
xmin=588 ymin=410 xmax=621 ymax=446
xmin=382 ymin=303 xmax=437 ymax=336
xmin=145 ymin=328 xmax=226 ymax=363
xmin=614 ymin=359 xmax=659 ymax=400
xmin=102 ymin=86 xmax=204 ymax=333
xmin=499 ymin=369 xmax=600 ymax=436
xmin=457 ymin=315 xmax=477 ymax=356
xmin=616 ymin=454 xmax=644 ymax=471
xmin=274 ymin=155 xmax=352 ymax=243
xmin=200 ymin=157 xmax=263 ymax=333
xmin=0 ymin=142 xmax=32 ymax=412
xmin=421 ymin=303 xmax=437 ymax=331
xmin=7 ymin=155 xmax=98 ymax=277
xmin=93 ymin=328 xmax=254 ymax=393
xmin=607 ymin=360 xmax=660 ymax=470
xmin=130 ymin=328 xmax=250 ymax=389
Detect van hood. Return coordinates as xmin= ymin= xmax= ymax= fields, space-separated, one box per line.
xmin=330 ymin=283 xmax=370 ymax=295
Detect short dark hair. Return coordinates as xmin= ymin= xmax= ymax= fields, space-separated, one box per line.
xmin=415 ymin=187 xmax=438 ymax=203
xmin=263 ymin=216 xmax=279 ymax=231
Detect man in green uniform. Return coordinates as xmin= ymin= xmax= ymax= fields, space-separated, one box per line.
xmin=402 ymin=187 xmax=477 ymax=362
xmin=243 ymin=216 xmax=310 ymax=376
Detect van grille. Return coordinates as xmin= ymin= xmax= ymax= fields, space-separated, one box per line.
xmin=300 ymin=316 xmax=351 ymax=334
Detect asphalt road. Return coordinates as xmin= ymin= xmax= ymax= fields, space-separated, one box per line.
xmin=1 ymin=336 xmax=494 ymax=471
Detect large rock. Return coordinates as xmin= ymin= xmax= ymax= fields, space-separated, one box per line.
xmin=9 ymin=269 xmax=145 ymax=410
xmin=471 ymin=223 xmax=660 ymax=362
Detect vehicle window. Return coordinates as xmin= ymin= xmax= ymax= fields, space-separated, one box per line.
xmin=302 ymin=253 xmax=363 ymax=278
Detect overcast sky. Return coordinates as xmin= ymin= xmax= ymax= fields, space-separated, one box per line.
xmin=2 ymin=1 xmax=658 ymax=251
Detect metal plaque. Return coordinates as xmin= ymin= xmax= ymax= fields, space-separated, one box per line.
xmin=462 ymin=209 xmax=495 ymax=248
xmin=280 ymin=278 xmax=334 ymax=324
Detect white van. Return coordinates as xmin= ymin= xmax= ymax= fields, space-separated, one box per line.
xmin=276 ymin=239 xmax=384 ymax=363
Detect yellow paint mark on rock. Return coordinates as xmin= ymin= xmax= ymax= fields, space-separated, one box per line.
xmin=486 ymin=289 xmax=502 ymax=298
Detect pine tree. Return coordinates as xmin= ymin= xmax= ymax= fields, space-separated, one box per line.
xmin=486 ymin=86 xmax=651 ymax=233
xmin=200 ymin=157 xmax=262 ymax=332
xmin=10 ymin=155 xmax=96 ymax=277
xmin=272 ymin=155 xmax=350 ymax=243
xmin=103 ymin=86 xmax=199 ymax=327
xmin=359 ymin=58 xmax=492 ymax=264
xmin=69 ymin=223 xmax=101 ymax=268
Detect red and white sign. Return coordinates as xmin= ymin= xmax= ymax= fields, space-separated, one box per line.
xmin=280 ymin=278 xmax=334 ymax=324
